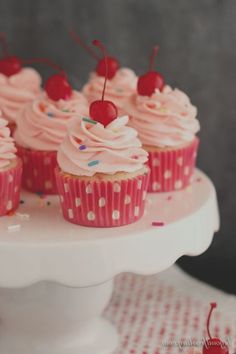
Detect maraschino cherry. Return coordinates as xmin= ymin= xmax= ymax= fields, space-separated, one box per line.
xmin=23 ymin=57 xmax=72 ymax=101
xmin=137 ymin=45 xmax=164 ymax=96
xmin=70 ymin=30 xmax=120 ymax=79
xmin=0 ymin=33 xmax=22 ymax=76
xmin=89 ymin=40 xmax=117 ymax=126
xmin=203 ymin=303 xmax=229 ymax=354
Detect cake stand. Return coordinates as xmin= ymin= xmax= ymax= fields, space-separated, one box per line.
xmin=0 ymin=169 xmax=219 ymax=354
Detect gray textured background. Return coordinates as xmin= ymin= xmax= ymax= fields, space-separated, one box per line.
xmin=0 ymin=0 xmax=235 ymax=292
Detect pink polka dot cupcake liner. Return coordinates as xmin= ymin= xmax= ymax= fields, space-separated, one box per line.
xmin=147 ymin=137 xmax=199 ymax=192
xmin=55 ymin=167 xmax=150 ymax=227
xmin=0 ymin=158 xmax=22 ymax=216
xmin=17 ymin=146 xmax=58 ymax=195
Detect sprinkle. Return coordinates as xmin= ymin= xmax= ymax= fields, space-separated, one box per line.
xmin=16 ymin=212 xmax=30 ymax=220
xmin=82 ymin=117 xmax=97 ymax=125
xmin=88 ymin=160 xmax=99 ymax=167
xmin=79 ymin=145 xmax=87 ymax=151
xmin=20 ymin=200 xmax=25 ymax=204
xmin=116 ymin=88 xmax=123 ymax=93
xmin=47 ymin=112 xmax=54 ymax=118
xmin=61 ymin=108 xmax=69 ymax=112
xmin=131 ymin=155 xmax=139 ymax=160
xmin=39 ymin=103 xmax=46 ymax=112
xmin=8 ymin=224 xmax=21 ymax=232
xmin=47 ymin=201 xmax=51 ymax=206
xmin=152 ymin=221 xmax=165 ymax=227
xmin=167 ymin=195 xmax=172 ymax=201
xmin=196 ymin=177 xmax=202 ymax=183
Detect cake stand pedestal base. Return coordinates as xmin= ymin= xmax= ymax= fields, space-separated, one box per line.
xmin=0 ymin=280 xmax=118 ymax=354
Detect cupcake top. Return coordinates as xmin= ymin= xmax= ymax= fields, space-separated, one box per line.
xmin=127 ymin=85 xmax=200 ymax=148
xmin=0 ymin=115 xmax=17 ymax=169
xmin=83 ymin=68 xmax=137 ymax=114
xmin=14 ymin=91 xmax=89 ymax=151
xmin=57 ymin=115 xmax=148 ymax=177
xmin=0 ymin=67 xmax=42 ymax=123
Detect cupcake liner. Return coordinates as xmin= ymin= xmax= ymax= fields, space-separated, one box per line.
xmin=0 ymin=159 xmax=22 ymax=216
xmin=147 ymin=137 xmax=199 ymax=192
xmin=17 ymin=146 xmax=58 ymax=195
xmin=55 ymin=167 xmax=150 ymax=227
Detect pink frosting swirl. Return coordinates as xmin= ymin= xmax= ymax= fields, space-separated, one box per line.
xmin=83 ymin=68 xmax=137 ymax=115
xmin=127 ymin=85 xmax=200 ymax=148
xmin=57 ymin=115 xmax=148 ymax=176
xmin=0 ymin=67 xmax=42 ymax=123
xmin=0 ymin=116 xmax=17 ymax=169
xmin=14 ymin=91 xmax=89 ymax=151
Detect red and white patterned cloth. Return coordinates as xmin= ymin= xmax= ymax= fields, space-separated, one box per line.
xmin=104 ymin=265 xmax=236 ymax=354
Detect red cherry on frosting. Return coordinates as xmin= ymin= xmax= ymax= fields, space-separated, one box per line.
xmin=0 ymin=55 xmax=22 ymax=76
xmin=137 ymin=71 xmax=164 ymax=97
xmin=96 ymin=56 xmax=119 ymax=79
xmin=45 ymin=74 xmax=72 ymax=101
xmin=203 ymin=303 xmax=229 ymax=354
xmin=90 ymin=100 xmax=117 ymax=126
xmin=0 ymin=33 xmax=22 ymax=76
xmin=137 ymin=45 xmax=164 ymax=96
xmin=69 ymin=30 xmax=120 ymax=79
xmin=89 ymin=40 xmax=118 ymax=126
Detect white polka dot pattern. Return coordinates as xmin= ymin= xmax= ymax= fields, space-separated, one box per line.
xmin=124 ymin=195 xmax=131 ymax=205
xmin=87 ymin=211 xmax=95 ymax=221
xmin=164 ymin=170 xmax=172 ymax=179
xmin=86 ymin=185 xmax=92 ymax=194
xmin=75 ymin=198 xmax=81 ymax=207
xmin=112 ymin=210 xmax=120 ymax=220
xmin=175 ymin=180 xmax=183 ymax=190
xmin=146 ymin=138 xmax=199 ymax=192
xmin=98 ymin=197 xmax=106 ymax=207
xmin=68 ymin=209 xmax=74 ymax=219
xmin=113 ymin=183 xmax=121 ymax=193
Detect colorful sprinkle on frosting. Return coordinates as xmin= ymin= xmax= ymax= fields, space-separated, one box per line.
xmin=88 ymin=160 xmax=99 ymax=167
xmin=82 ymin=117 xmax=97 ymax=125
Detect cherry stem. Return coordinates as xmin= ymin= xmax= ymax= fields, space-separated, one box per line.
xmin=149 ymin=45 xmax=159 ymax=71
xmin=69 ymin=30 xmax=100 ymax=61
xmin=206 ymin=302 xmax=217 ymax=340
xmin=22 ymin=57 xmax=66 ymax=76
xmin=92 ymin=40 xmax=108 ymax=101
xmin=0 ymin=32 xmax=9 ymax=58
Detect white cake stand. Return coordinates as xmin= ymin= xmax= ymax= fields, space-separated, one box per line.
xmin=0 ymin=169 xmax=219 ymax=354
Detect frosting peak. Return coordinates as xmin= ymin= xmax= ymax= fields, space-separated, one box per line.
xmin=0 ymin=67 xmax=42 ymax=123
xmin=127 ymin=85 xmax=200 ymax=148
xmin=14 ymin=91 xmax=89 ymax=151
xmin=57 ymin=115 xmax=148 ymax=176
xmin=0 ymin=116 xmax=17 ymax=169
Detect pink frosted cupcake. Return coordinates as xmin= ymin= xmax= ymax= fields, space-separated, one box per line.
xmin=55 ymin=115 xmax=149 ymax=227
xmin=0 ymin=33 xmax=41 ymax=130
xmin=126 ymin=46 xmax=200 ymax=192
xmin=14 ymin=71 xmax=88 ymax=195
xmin=55 ymin=39 xmax=149 ymax=227
xmin=70 ymin=31 xmax=137 ymax=115
xmin=0 ymin=115 xmax=22 ymax=216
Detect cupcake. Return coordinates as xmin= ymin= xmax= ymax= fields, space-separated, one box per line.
xmin=69 ymin=31 xmax=137 ymax=115
xmin=55 ymin=115 xmax=149 ymax=227
xmin=126 ymin=46 xmax=200 ymax=192
xmin=14 ymin=72 xmax=88 ymax=195
xmin=55 ymin=39 xmax=149 ymax=227
xmin=0 ymin=115 xmax=22 ymax=216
